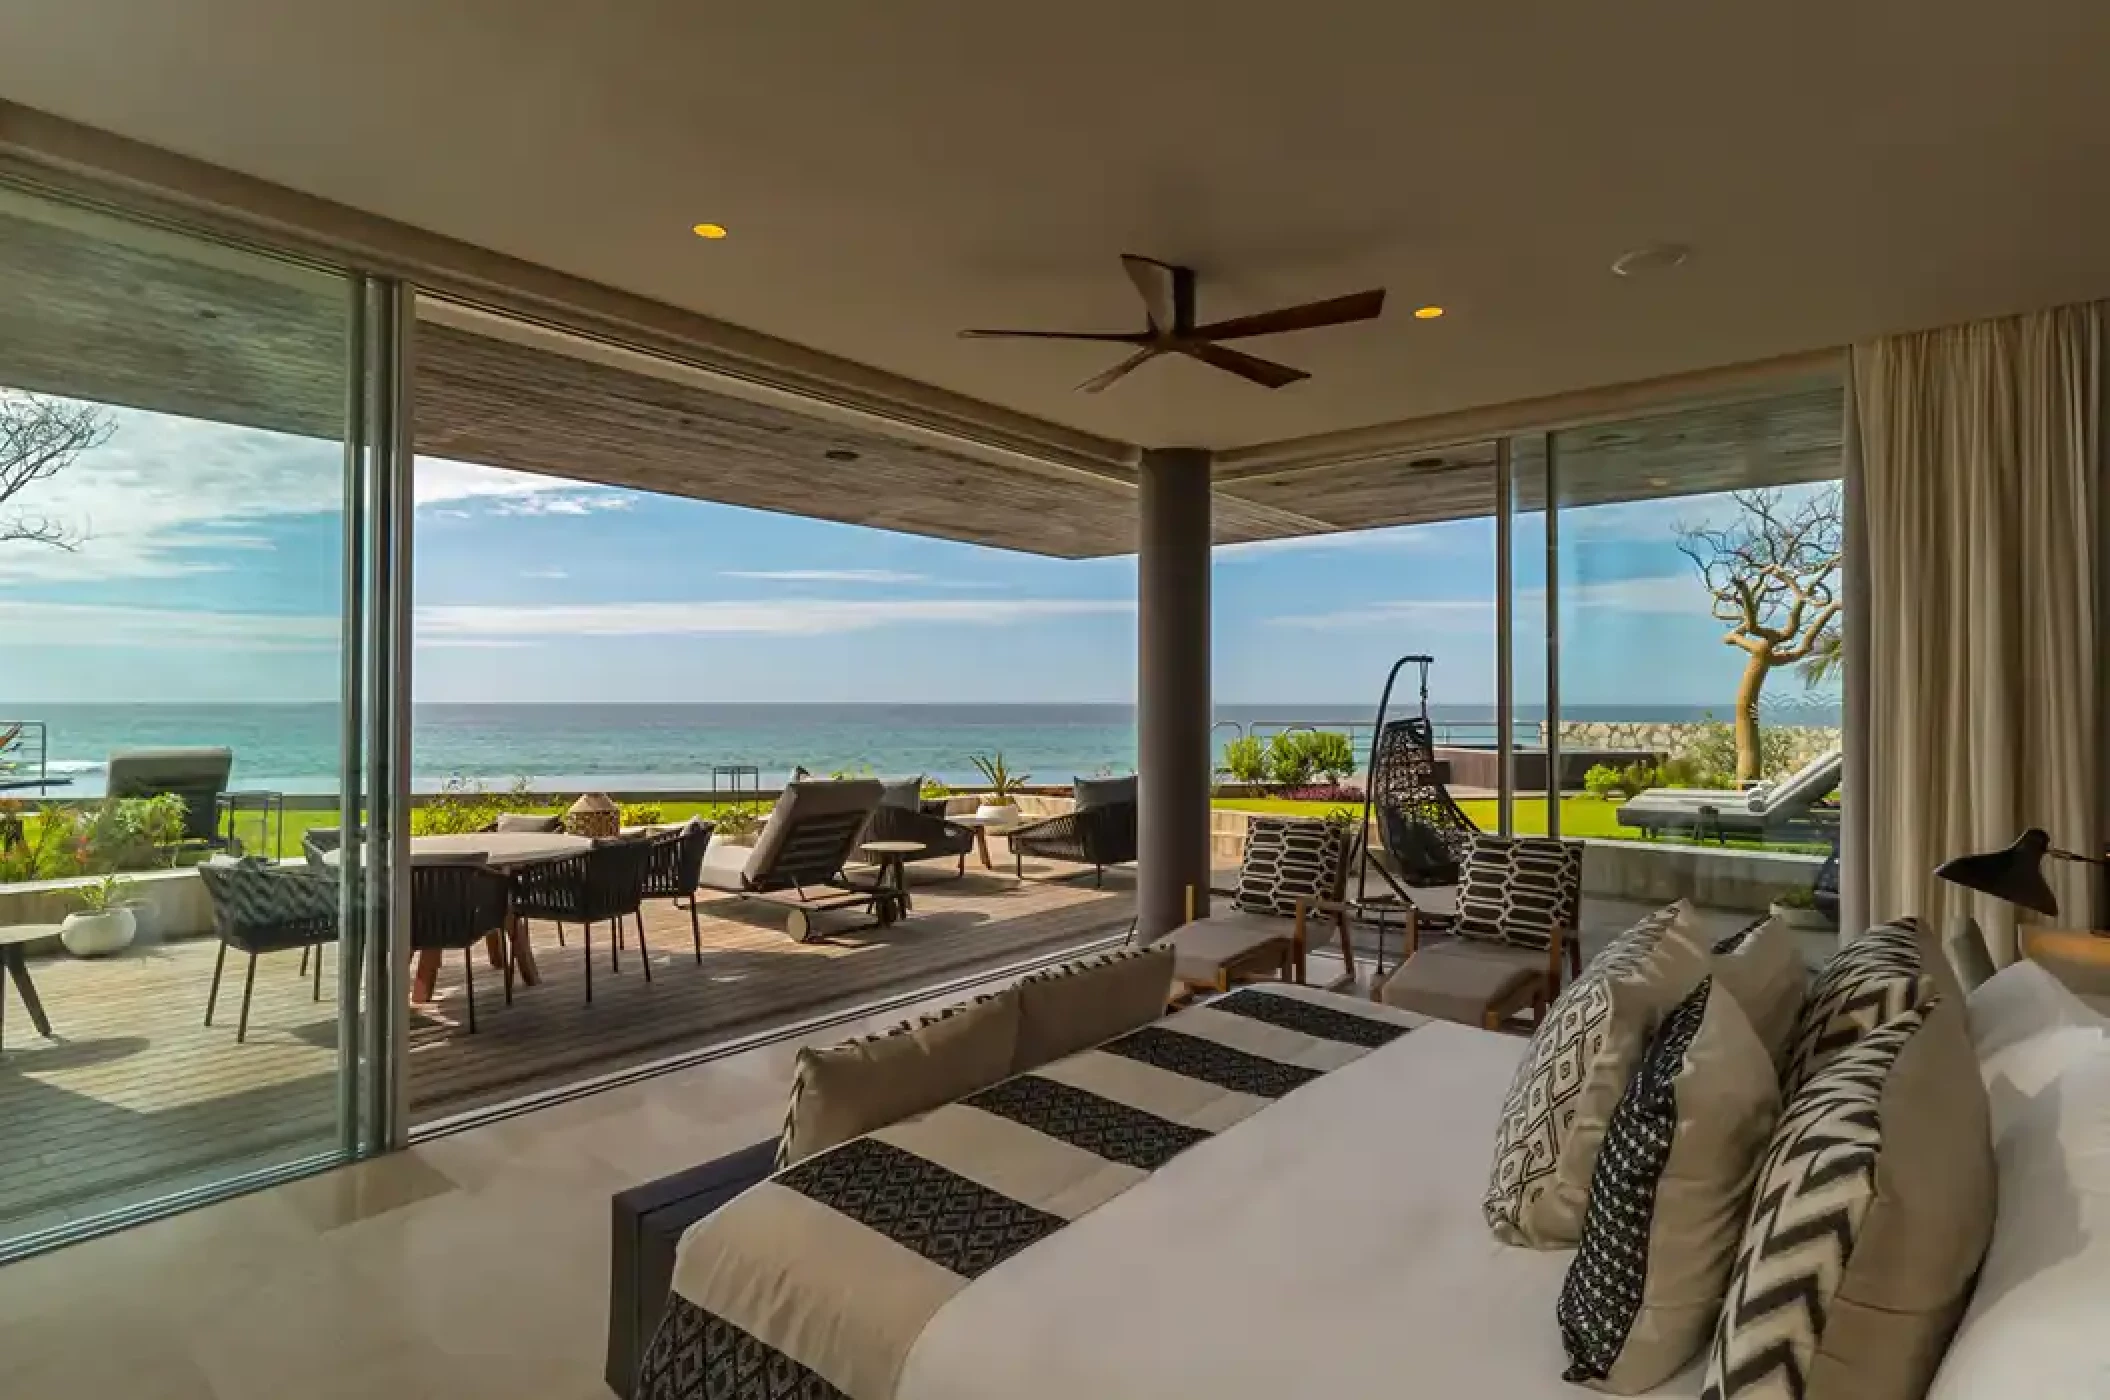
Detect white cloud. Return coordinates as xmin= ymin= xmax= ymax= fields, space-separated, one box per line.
xmin=0 ymin=601 xmax=336 ymax=651
xmin=0 ymin=401 xmax=620 ymax=583
xmin=1215 ymin=521 xmax=1473 ymax=560
xmin=1266 ymin=575 xmax=1699 ymax=629
xmin=416 ymin=597 xmax=1133 ymax=640
xmin=523 ymin=568 xmax=570 ymax=580
xmin=722 ymin=569 xmax=930 ymax=584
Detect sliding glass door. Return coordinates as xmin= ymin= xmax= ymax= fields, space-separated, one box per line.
xmin=0 ymin=179 xmax=404 ymax=1255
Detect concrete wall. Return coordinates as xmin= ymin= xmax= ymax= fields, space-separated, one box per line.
xmin=1546 ymin=721 xmax=1840 ymax=775
xmin=0 ymin=866 xmax=218 ymax=954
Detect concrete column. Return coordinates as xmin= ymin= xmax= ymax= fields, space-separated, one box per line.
xmin=1137 ymin=446 xmax=1213 ymax=941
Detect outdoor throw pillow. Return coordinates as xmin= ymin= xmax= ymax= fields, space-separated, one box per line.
xmin=1010 ymin=943 xmax=1175 ymax=1074
xmin=1703 ymin=992 xmax=1992 ymax=1400
xmin=1558 ymin=977 xmax=1780 ymax=1393
xmin=1073 ymin=773 xmax=1137 ymax=811
xmin=1232 ymin=816 xmax=1346 ymax=919
xmin=877 ymin=777 xmax=923 ymax=812
xmin=1453 ymin=834 xmax=1586 ymax=951
xmin=1485 ymin=901 xmax=1710 ymax=1247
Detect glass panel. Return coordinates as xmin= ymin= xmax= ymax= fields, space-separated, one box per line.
xmin=1552 ymin=383 xmax=1846 ymax=959
xmin=0 ymin=182 xmax=365 ymax=1249
xmin=1506 ymin=433 xmax=1551 ymax=837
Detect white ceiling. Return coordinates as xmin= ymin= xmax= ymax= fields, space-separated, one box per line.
xmin=1 ymin=1 xmax=2106 ymax=450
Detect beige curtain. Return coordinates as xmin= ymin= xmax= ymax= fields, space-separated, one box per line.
xmin=1851 ymin=303 xmax=2106 ymax=961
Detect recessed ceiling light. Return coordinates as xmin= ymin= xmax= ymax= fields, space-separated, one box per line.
xmin=691 ymin=222 xmax=729 ymax=240
xmin=1413 ymin=305 xmax=1445 ymax=320
xmin=1612 ymin=243 xmax=1691 ymax=278
xmin=824 ymin=447 xmax=861 ymax=462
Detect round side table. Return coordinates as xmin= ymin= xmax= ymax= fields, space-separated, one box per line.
xmin=861 ymin=841 xmax=926 ymax=924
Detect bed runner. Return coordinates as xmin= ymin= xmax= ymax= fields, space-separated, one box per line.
xmin=636 ymin=986 xmax=1421 ymax=1400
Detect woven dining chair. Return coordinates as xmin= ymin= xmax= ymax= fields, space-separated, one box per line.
xmin=511 ymin=837 xmax=654 ymax=1004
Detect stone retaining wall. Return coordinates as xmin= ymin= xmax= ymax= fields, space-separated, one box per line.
xmin=1544 ymin=721 xmax=1839 ymax=775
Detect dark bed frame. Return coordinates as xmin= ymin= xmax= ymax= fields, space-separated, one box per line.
xmin=605 ymin=1139 xmax=777 ymax=1398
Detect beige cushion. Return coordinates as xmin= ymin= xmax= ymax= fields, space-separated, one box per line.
xmin=776 ymin=992 xmax=1020 ymax=1168
xmin=1484 ymin=901 xmax=1710 ymax=1247
xmin=1558 ymin=977 xmax=1780 ymax=1392
xmin=1710 ymin=915 xmax=1809 ymax=1070
xmin=1381 ymin=941 xmax=1545 ymax=1026
xmin=1705 ymin=992 xmax=1993 ymax=1400
xmin=1163 ymin=911 xmax=1291 ymax=986
xmin=1012 ymin=945 xmax=1174 ymax=1072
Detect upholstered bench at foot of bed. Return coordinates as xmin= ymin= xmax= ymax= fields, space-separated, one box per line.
xmin=605 ymin=1139 xmax=778 ymax=1399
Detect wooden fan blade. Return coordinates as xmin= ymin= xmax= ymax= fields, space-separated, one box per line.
xmin=958 ymin=328 xmax=1151 ymax=342
xmin=1120 ymin=254 xmax=1179 ymax=333
xmin=1190 ymin=289 xmax=1387 ymax=341
xmin=1177 ymin=341 xmax=1310 ymax=389
xmin=1078 ymin=347 xmax=1162 ymax=394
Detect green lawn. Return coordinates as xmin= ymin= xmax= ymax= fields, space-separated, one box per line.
xmin=1211 ymin=794 xmax=1827 ymax=854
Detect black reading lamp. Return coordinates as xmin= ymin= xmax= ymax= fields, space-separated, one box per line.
xmin=1934 ymin=828 xmax=2109 ymax=919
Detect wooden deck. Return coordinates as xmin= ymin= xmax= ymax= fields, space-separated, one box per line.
xmin=0 ymin=859 xmax=1132 ymax=1236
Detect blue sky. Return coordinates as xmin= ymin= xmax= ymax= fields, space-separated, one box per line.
xmin=0 ymin=397 xmax=1840 ymax=716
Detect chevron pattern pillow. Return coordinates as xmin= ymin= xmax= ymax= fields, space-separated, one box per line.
xmin=1705 ymin=993 xmax=1993 ymax=1400
xmin=1780 ymin=919 xmax=1932 ymax=1095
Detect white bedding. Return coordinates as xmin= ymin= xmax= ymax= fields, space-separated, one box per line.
xmin=898 ymin=1004 xmax=1703 ymax=1400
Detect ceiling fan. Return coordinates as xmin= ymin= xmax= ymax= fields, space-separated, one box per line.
xmin=959 ymin=254 xmax=1386 ymax=393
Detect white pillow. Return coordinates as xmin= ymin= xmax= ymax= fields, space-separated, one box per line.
xmin=1927 ymin=1042 xmax=2110 ymax=1398
xmin=1968 ymin=958 xmax=2106 ymax=1061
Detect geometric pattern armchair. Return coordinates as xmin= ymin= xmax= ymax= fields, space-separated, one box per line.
xmin=197 ymin=859 xmax=340 ymax=1043
xmin=1378 ymin=834 xmax=1586 ymax=1030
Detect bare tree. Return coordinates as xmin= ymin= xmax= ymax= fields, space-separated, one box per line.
xmin=1 ymin=391 xmax=112 ymax=550
xmin=1677 ymin=487 xmax=1843 ymax=781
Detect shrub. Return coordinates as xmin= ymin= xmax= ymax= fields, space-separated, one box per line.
xmin=1264 ymin=731 xmax=1320 ymax=787
xmin=1583 ymin=764 xmax=1627 ymax=800
xmin=919 ymin=778 xmax=950 ymax=800
xmin=1304 ymin=731 xmax=1357 ymax=783
xmin=82 ymin=794 xmax=188 ymax=872
xmin=411 ymin=776 xmax=539 ymax=837
xmin=618 ymin=801 xmax=664 ymax=828
xmin=712 ymin=806 xmax=763 ymax=843
xmin=1279 ymin=783 xmax=1365 ymax=803
xmin=1772 ymin=885 xmax=1818 ymax=910
xmin=1220 ymin=735 xmax=1268 ymax=784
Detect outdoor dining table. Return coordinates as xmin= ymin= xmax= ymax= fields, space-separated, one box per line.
xmin=329 ymin=832 xmax=592 ymax=1002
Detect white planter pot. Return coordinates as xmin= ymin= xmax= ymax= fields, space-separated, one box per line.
xmin=1769 ymin=901 xmax=1832 ymax=932
xmin=975 ymin=801 xmax=1021 ymax=823
xmin=61 ymin=905 xmax=137 ymax=957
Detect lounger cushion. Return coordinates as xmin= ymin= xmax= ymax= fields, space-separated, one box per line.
xmin=494 ymin=812 xmax=563 ymax=833
xmin=1484 ymin=902 xmax=1710 ymax=1247
xmin=1164 ymin=912 xmax=1294 ymax=989
xmin=1012 ymin=944 xmax=1175 ymax=1073
xmin=775 ymin=992 xmax=1022 ymax=1169
xmin=1709 ymin=916 xmax=1809 ymax=1070
xmin=1381 ymin=941 xmax=1543 ymax=1026
xmin=1558 ymin=978 xmax=1779 ymax=1393
xmin=743 ymin=778 xmax=884 ymax=885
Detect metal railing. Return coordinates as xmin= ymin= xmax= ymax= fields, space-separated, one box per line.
xmin=1213 ymin=717 xmax=1541 ymax=769
xmin=0 ymin=721 xmax=56 ymax=793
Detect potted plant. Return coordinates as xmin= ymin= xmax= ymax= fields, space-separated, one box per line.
xmin=1768 ymin=884 xmax=1832 ymax=932
xmin=969 ymin=752 xmax=1030 ymax=822
xmin=62 ymin=873 xmax=138 ymax=957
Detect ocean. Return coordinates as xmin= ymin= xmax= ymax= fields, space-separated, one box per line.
xmin=1 ymin=700 xmax=1844 ymax=798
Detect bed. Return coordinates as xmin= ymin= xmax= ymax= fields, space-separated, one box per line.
xmin=632 ymin=984 xmax=1700 ymax=1400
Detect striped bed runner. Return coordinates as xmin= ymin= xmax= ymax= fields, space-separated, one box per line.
xmin=637 ymin=985 xmax=1423 ymax=1400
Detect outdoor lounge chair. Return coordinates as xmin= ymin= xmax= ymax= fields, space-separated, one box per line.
xmin=1160 ymin=816 xmax=1360 ymax=996
xmin=1009 ymin=776 xmax=1137 ymax=886
xmin=694 ymin=779 xmax=887 ymax=943
xmin=857 ymin=780 xmax=973 ymax=877
xmin=1615 ymin=747 xmax=1843 ymax=842
xmin=1360 ymin=715 xmax=1479 ymax=893
xmin=1376 ymin=834 xmax=1585 ymax=1031
xmin=106 ymin=746 xmax=234 ymax=851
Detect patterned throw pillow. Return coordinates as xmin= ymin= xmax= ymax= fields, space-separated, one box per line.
xmin=1453 ymin=835 xmax=1586 ymax=950
xmin=1705 ymin=990 xmax=1993 ymax=1400
xmin=1558 ymin=978 xmax=1781 ymax=1393
xmin=1232 ymin=816 xmax=1347 ymax=918
xmin=1485 ymin=902 xmax=1709 ymax=1247
xmin=1780 ymin=919 xmax=1932 ymax=1095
